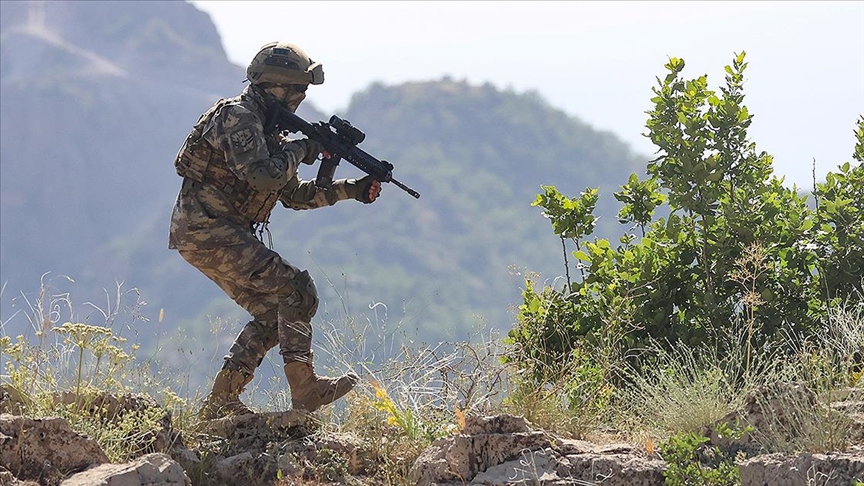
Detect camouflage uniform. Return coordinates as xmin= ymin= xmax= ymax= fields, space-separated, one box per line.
xmin=169 ymin=83 xmax=365 ymax=387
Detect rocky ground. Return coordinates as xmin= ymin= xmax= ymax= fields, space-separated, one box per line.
xmin=0 ymin=384 xmax=862 ymax=485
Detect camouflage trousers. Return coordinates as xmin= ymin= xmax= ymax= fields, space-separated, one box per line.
xmin=178 ymin=240 xmax=315 ymax=375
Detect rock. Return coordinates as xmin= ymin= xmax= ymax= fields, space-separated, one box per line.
xmin=190 ymin=414 xmax=368 ymax=485
xmin=0 ymin=414 xmax=108 ymax=483
xmin=409 ymin=414 xmax=553 ymax=485
xmin=170 ymin=448 xmax=200 ymax=471
xmin=474 ymin=451 xmax=665 ymax=486
xmin=526 ymin=440 xmax=664 ymax=486
xmin=54 ymin=392 xmax=160 ymax=420
xmin=275 ymin=452 xmax=302 ymax=479
xmin=0 ymin=466 xmax=18 ymax=486
xmin=462 ymin=414 xmax=533 ymax=435
xmin=738 ymin=451 xmax=864 ymax=486
xmin=282 ymin=431 xmax=371 ymax=476
xmin=217 ymin=430 xmax=370 ymax=485
xmin=215 ymin=452 xmax=256 ymax=485
xmin=552 ymin=450 xmax=666 ymax=486
xmin=60 ymin=453 xmax=190 ymax=486
xmin=410 ymin=415 xmax=667 ymax=486
xmin=469 ymin=447 xmax=561 ymax=485
xmin=53 ymin=391 xmax=181 ymax=453
xmin=200 ymin=411 xmax=315 ymax=443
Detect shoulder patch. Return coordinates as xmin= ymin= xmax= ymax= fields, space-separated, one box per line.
xmin=229 ymin=128 xmax=255 ymax=151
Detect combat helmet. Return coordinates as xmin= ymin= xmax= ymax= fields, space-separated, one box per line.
xmin=246 ymin=42 xmax=324 ymax=86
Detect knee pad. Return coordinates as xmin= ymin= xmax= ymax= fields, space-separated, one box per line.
xmin=281 ymin=270 xmax=318 ymax=322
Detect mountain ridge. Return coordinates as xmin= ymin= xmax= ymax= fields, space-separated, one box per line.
xmin=0 ymin=1 xmax=646 ymax=371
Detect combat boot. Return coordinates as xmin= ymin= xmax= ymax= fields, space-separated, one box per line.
xmin=198 ymin=368 xmax=255 ymax=420
xmin=283 ymin=358 xmax=358 ymax=412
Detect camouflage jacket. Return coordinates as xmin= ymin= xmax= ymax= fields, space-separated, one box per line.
xmin=169 ymin=86 xmax=360 ymax=250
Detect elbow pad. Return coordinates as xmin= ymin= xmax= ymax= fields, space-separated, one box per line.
xmin=247 ymin=159 xmax=288 ymax=192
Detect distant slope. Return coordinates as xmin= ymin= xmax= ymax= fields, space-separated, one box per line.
xmin=0 ymin=1 xmax=319 ymax=337
xmin=0 ymin=0 xmax=239 ymax=296
xmin=260 ymin=80 xmax=647 ymax=342
xmin=0 ymin=1 xmax=648 ymax=357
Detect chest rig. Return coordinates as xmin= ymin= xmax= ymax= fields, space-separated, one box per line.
xmin=174 ymin=97 xmax=280 ymax=223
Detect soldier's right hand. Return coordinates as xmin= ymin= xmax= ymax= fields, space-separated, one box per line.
xmin=285 ymin=139 xmax=324 ymax=165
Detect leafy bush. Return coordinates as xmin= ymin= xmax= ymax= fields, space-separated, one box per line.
xmin=507 ymin=53 xmax=864 ymax=388
xmin=660 ymin=430 xmax=741 ymax=486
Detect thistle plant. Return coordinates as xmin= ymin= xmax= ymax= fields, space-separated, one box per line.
xmin=729 ymin=241 xmax=768 ymax=376
xmin=53 ymin=322 xmax=137 ymax=401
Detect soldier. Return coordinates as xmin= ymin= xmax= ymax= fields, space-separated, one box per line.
xmin=169 ymin=42 xmax=381 ymax=420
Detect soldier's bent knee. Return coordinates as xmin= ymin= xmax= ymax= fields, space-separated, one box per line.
xmin=280 ymin=270 xmax=319 ymax=322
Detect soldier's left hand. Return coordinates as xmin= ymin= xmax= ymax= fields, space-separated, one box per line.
xmin=353 ymin=175 xmax=381 ymax=204
xmin=367 ymin=179 xmax=382 ymax=202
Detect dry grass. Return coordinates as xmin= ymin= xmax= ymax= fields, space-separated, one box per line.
xmin=2 ymin=275 xmax=861 ymax=484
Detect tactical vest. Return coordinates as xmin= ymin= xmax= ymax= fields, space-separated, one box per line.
xmin=174 ymin=98 xmax=280 ymax=223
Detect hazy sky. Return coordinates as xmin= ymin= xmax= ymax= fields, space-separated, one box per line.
xmin=191 ymin=1 xmax=864 ymax=189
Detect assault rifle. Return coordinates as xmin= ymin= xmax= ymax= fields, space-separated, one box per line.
xmin=273 ymin=108 xmax=420 ymax=199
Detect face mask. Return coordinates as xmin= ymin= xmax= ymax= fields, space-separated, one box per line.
xmin=266 ymin=85 xmax=307 ymax=113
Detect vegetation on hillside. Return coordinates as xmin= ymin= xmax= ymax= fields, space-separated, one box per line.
xmin=261 ymin=78 xmax=646 ymax=347
xmin=2 ymin=53 xmax=862 ymax=485
xmin=507 ymin=51 xmax=863 ymax=391
xmin=504 ymin=52 xmax=863 ymax=482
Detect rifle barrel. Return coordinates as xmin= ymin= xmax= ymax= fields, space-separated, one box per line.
xmin=391 ymin=178 xmax=421 ymax=199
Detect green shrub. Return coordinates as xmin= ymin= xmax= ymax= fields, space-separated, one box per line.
xmin=507 ymin=52 xmax=864 ymax=383
xmin=660 ymin=430 xmax=741 ymax=486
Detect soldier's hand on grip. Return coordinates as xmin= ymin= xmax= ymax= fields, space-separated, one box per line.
xmin=299 ymin=139 xmax=324 ymax=165
xmin=351 ymin=175 xmax=381 ymax=204
xmin=280 ymin=139 xmax=323 ymax=166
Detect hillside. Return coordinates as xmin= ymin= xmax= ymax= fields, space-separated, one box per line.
xmin=0 ymin=1 xmax=646 ymax=379
xmin=1 ymin=3 xmax=862 ymax=486
xmin=0 ymin=0 xmax=321 ymax=340
xmin=274 ymin=80 xmax=647 ymax=344
xmin=0 ymin=0 xmax=242 ymax=320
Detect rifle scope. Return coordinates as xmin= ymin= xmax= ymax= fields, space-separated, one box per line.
xmin=329 ymin=115 xmax=365 ymax=145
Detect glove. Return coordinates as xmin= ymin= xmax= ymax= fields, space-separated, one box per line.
xmin=349 ymin=175 xmax=380 ymax=204
xmin=298 ymin=139 xmax=324 ymax=165
xmin=280 ymin=139 xmax=324 ymax=166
